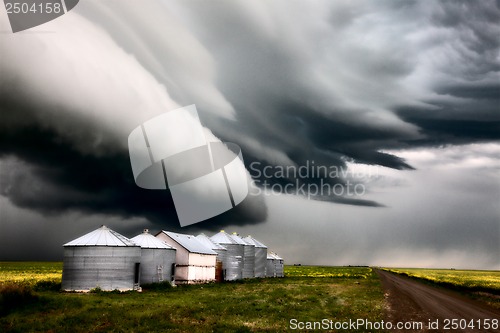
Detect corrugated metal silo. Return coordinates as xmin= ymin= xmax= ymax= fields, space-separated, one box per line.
xmin=196 ymin=233 xmax=227 ymax=281
xmin=266 ymin=253 xmax=276 ymax=277
xmin=243 ymin=236 xmax=267 ymax=278
xmin=230 ymin=233 xmax=255 ymax=279
xmin=273 ymin=252 xmax=285 ymax=277
xmin=210 ymin=230 xmax=243 ymax=280
xmin=131 ymin=229 xmax=176 ymax=285
xmin=62 ymin=225 xmax=141 ymax=291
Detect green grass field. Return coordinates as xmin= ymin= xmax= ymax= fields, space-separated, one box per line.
xmin=285 ymin=265 xmax=372 ymax=279
xmin=0 ymin=263 xmax=385 ymax=333
xmin=382 ymin=267 xmax=500 ymax=293
xmin=0 ymin=262 xmax=62 ymax=286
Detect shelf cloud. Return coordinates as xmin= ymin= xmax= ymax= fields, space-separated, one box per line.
xmin=0 ymin=0 xmax=498 ymax=267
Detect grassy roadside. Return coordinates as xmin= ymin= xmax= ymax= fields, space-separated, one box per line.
xmin=1 ymin=263 xmax=385 ymax=332
xmin=382 ymin=267 xmax=500 ymax=310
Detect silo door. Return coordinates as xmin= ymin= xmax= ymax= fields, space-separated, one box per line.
xmin=215 ymin=261 xmax=223 ymax=282
xmin=134 ymin=263 xmax=141 ymax=284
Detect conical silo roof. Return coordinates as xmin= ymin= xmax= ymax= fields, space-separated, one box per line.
xmin=210 ymin=230 xmax=237 ymax=245
xmin=243 ymin=236 xmax=267 ymax=248
xmin=196 ymin=233 xmax=227 ymax=250
xmin=63 ymin=225 xmax=137 ymax=247
xmin=268 ymin=252 xmax=283 ymax=260
xmin=131 ymin=229 xmax=175 ymax=249
xmin=228 ymin=232 xmax=247 ymax=245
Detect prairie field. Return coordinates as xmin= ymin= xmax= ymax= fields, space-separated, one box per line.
xmin=0 ymin=263 xmax=385 ymax=333
xmin=285 ymin=265 xmax=372 ymax=279
xmin=382 ymin=267 xmax=500 ymax=293
xmin=0 ymin=262 xmax=62 ymax=286
xmin=383 ymin=267 xmax=500 ymax=309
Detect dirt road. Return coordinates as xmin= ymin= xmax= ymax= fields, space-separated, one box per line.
xmin=376 ymin=269 xmax=500 ymax=332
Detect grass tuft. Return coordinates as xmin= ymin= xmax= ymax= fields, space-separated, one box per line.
xmin=0 ymin=283 xmax=38 ymax=315
xmin=141 ymin=281 xmax=174 ymax=291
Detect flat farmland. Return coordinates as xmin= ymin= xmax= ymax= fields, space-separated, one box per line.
xmin=0 ymin=262 xmax=62 ymax=286
xmin=383 ymin=268 xmax=500 ymax=291
xmin=383 ymin=267 xmax=500 ymax=310
xmin=0 ymin=263 xmax=385 ymax=333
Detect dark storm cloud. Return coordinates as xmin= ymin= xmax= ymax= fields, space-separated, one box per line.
xmin=437 ymin=84 xmax=500 ymax=101
xmin=397 ymin=106 xmax=500 ymax=145
xmin=1 ymin=0 xmax=499 ymax=233
xmin=0 ymin=94 xmax=266 ymax=231
xmin=284 ymin=105 xmax=415 ymax=169
xmin=431 ymin=0 xmax=500 ymax=52
xmin=169 ymin=0 xmax=494 ymax=184
xmin=391 ymin=0 xmax=500 ymax=147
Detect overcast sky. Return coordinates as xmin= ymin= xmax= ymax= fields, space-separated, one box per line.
xmin=0 ymin=0 xmax=498 ymax=269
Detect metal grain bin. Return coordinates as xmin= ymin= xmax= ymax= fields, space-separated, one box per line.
xmin=62 ymin=225 xmax=141 ymax=291
xmin=196 ymin=233 xmax=227 ymax=281
xmin=273 ymin=252 xmax=284 ymax=277
xmin=266 ymin=253 xmax=276 ymax=277
xmin=210 ymin=230 xmax=243 ymax=280
xmin=243 ymin=236 xmax=267 ymax=278
xmin=230 ymin=233 xmax=255 ymax=278
xmin=131 ymin=229 xmax=176 ymax=285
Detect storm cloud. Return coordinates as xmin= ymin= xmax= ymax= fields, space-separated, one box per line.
xmin=0 ymin=0 xmax=498 ymax=266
